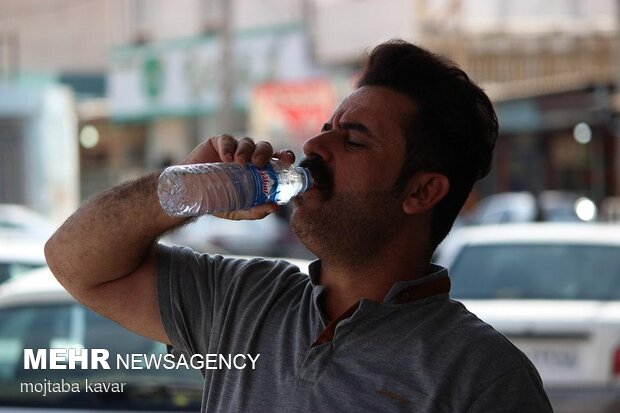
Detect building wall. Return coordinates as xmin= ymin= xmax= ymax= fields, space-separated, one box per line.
xmin=456 ymin=0 xmax=615 ymax=34
xmin=0 ymin=0 xmax=129 ymax=74
xmin=310 ymin=0 xmax=418 ymax=65
xmin=127 ymin=0 xmax=304 ymax=42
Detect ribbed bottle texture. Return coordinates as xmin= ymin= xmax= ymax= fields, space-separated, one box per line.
xmin=158 ymin=160 xmax=311 ymax=217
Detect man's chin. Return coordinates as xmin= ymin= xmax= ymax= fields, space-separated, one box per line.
xmin=289 ymin=214 xmax=322 ymax=258
xmin=293 ymin=189 xmax=317 ymax=207
xmin=290 ymin=201 xmax=321 ymax=238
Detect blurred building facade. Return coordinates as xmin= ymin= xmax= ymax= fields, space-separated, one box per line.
xmin=422 ymin=0 xmax=618 ymax=208
xmin=309 ymin=0 xmax=618 ymax=207
xmin=1 ymin=0 xmax=619 ymax=219
xmin=0 ymin=0 xmax=145 ymax=219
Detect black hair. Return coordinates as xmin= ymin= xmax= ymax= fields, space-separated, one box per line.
xmin=357 ymin=39 xmax=498 ymax=251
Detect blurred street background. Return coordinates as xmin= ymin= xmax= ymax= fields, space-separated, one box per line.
xmin=3 ymin=1 xmax=620 ymax=412
xmin=1 ymin=0 xmax=619 ymax=257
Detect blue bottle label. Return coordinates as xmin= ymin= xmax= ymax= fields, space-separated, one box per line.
xmin=247 ymin=163 xmax=279 ymax=206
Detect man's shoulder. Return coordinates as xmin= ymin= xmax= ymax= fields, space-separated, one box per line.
xmin=228 ymin=255 xmax=311 ymax=285
xmin=157 ymin=242 xmax=311 ymax=287
xmin=436 ymin=298 xmax=536 ymax=372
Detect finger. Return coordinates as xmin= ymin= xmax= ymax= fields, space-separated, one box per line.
xmin=273 ymin=149 xmax=296 ymax=166
xmin=213 ymin=134 xmax=237 ymax=162
xmin=213 ymin=203 xmax=279 ymax=221
xmin=234 ymin=137 xmax=256 ymax=165
xmin=180 ymin=140 xmax=215 ymax=164
xmin=251 ymin=141 xmax=275 ymax=167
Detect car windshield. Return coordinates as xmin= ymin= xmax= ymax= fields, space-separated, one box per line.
xmin=450 ymin=244 xmax=620 ymax=300
xmin=0 ymin=303 xmax=203 ymax=410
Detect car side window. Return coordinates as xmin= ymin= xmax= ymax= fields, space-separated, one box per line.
xmin=0 ymin=307 xmax=39 ymax=381
xmin=0 ymin=303 xmax=203 ymax=410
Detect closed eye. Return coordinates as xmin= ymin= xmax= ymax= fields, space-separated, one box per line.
xmin=346 ymin=140 xmax=366 ymax=148
xmin=321 ymin=122 xmax=369 ymax=149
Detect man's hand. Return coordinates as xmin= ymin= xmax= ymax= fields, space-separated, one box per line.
xmin=180 ymin=135 xmax=296 ymax=221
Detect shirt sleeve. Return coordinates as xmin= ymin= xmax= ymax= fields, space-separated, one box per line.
xmin=466 ymin=366 xmax=554 ymax=413
xmin=155 ymin=243 xmax=248 ymax=357
xmin=155 ymin=242 xmax=307 ymax=361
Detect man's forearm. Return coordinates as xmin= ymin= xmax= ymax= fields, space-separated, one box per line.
xmin=45 ymin=172 xmax=186 ymax=291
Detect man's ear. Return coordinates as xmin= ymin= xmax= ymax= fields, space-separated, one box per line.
xmin=402 ymin=172 xmax=450 ymax=215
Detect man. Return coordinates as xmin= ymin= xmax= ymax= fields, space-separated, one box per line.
xmin=45 ymin=40 xmax=553 ymax=412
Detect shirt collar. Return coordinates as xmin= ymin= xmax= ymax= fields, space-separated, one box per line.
xmin=307 ymin=260 xmax=450 ymax=305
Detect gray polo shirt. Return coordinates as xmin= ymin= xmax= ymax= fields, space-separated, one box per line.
xmin=156 ymin=243 xmax=553 ymax=413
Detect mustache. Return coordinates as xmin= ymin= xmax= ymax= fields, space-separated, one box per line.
xmin=298 ymin=156 xmax=333 ymax=191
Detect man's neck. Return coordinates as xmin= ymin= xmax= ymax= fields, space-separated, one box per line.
xmin=317 ymin=249 xmax=431 ymax=321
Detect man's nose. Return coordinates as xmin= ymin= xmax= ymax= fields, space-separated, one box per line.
xmin=302 ymin=130 xmax=338 ymax=162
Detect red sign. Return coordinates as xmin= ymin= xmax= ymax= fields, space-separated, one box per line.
xmin=251 ymin=79 xmax=337 ymax=145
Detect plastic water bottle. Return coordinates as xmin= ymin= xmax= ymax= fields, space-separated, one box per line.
xmin=157 ymin=159 xmax=312 ymax=217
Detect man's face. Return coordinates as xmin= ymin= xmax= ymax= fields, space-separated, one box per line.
xmin=291 ymin=85 xmax=416 ymax=265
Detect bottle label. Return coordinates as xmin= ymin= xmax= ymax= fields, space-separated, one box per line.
xmin=247 ymin=163 xmax=279 ymax=206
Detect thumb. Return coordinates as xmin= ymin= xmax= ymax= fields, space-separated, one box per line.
xmin=246 ymin=203 xmax=280 ymax=220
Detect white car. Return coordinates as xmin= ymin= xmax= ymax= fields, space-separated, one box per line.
xmin=0 ymin=233 xmax=47 ymax=284
xmin=463 ymin=191 xmax=598 ymax=225
xmin=0 ymin=204 xmax=55 ymax=238
xmin=0 ymin=203 xmax=52 ymax=284
xmin=0 ymin=267 xmax=204 ymax=412
xmin=436 ymin=223 xmax=620 ymax=413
